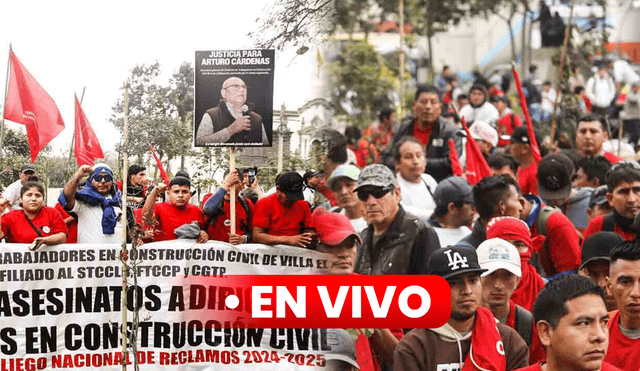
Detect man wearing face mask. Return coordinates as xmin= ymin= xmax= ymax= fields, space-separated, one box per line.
xmin=380 ymin=85 xmax=463 ymax=182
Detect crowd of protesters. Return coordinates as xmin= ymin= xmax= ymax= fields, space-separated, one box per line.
xmin=3 ymin=60 xmax=640 ymax=371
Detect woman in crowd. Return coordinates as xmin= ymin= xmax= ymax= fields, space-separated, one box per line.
xmin=0 ymin=181 xmax=67 ymax=245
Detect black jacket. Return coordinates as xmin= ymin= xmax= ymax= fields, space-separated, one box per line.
xmin=458 ymin=219 xmax=486 ymax=249
xmin=380 ymin=116 xmax=463 ymax=182
xmin=356 ymin=206 xmax=441 ymax=275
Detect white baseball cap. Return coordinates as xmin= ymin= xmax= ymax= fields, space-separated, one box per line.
xmin=468 ymin=121 xmax=499 ymax=148
xmin=476 ymin=238 xmax=522 ymax=278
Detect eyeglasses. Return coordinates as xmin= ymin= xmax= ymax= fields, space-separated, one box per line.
xmin=223 ymin=84 xmax=247 ymax=90
xmin=94 ymin=174 xmax=112 ymax=183
xmin=356 ymin=187 xmax=393 ymax=202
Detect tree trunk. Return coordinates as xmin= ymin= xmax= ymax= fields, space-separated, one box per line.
xmin=180 ymin=155 xmax=185 ymax=171
xmin=527 ymin=13 xmax=534 ymax=79
xmin=521 ymin=11 xmax=528 ymax=76
xmin=427 ymin=27 xmax=434 ymax=83
xmin=508 ymin=19 xmax=517 ymax=63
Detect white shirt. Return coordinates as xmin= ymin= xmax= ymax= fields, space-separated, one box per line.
xmin=459 ymin=101 xmax=500 ymax=125
xmin=71 ymin=199 xmax=124 ymax=244
xmin=397 ymin=173 xmax=437 ymax=222
xmin=331 ymin=206 xmax=367 ymax=233
xmin=586 ymin=73 xmax=616 ymax=108
xmin=433 ymin=226 xmax=472 ymax=247
xmin=4 ymin=180 xmax=23 ymax=210
xmin=541 ymin=88 xmax=557 ymax=113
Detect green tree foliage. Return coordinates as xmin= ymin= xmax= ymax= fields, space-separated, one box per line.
xmin=110 ymin=62 xmax=194 ymax=178
xmin=331 ymin=41 xmax=397 ymax=126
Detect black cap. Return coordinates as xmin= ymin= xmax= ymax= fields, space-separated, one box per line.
xmin=169 ymin=176 xmax=191 ymax=188
xmin=304 ymin=169 xmax=323 ymax=180
xmin=427 ymin=245 xmax=488 ymax=280
xmin=589 ymin=186 xmax=609 ymax=209
xmin=277 ymin=172 xmax=305 ymax=202
xmin=579 ymin=232 xmax=624 ymax=270
xmin=510 ymin=125 xmax=542 ymax=146
xmin=469 ymin=83 xmax=487 ymax=96
xmin=538 ymin=154 xmax=574 ymax=201
xmin=128 ymin=164 xmax=146 ymax=175
xmin=175 ymin=170 xmax=190 ymax=180
xmin=20 ymin=164 xmax=35 ymax=173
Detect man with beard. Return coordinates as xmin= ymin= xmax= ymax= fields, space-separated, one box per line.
xmin=515 ymin=274 xmax=620 ymax=371
xmin=583 ymin=162 xmax=640 ymax=241
xmin=459 ymin=84 xmax=500 ymax=125
xmin=380 ymin=85 xmax=463 ymax=182
xmin=394 ymin=245 xmax=529 ymax=371
xmin=195 ymin=76 xmax=269 ymax=146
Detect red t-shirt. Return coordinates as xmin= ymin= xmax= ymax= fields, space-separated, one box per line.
xmin=604 ymin=151 xmax=624 ymax=165
xmin=201 ymin=193 xmax=254 ymax=242
xmin=253 ymin=193 xmax=313 ymax=236
xmin=605 ymin=311 xmax=640 ymax=371
xmin=412 ymin=124 xmax=433 ymax=146
xmin=356 ymin=329 xmax=404 ymax=371
xmin=152 ymin=202 xmax=205 ymax=241
xmin=531 ymin=211 xmax=581 ymax=275
xmin=497 ymin=113 xmax=523 ymax=147
xmin=583 ymin=215 xmax=636 ymax=242
xmin=1 ymin=207 xmax=68 ymax=243
xmin=54 ymin=203 xmax=77 ymax=243
xmin=515 ymin=362 xmax=622 ymax=371
xmin=517 ymin=162 xmax=538 ymax=196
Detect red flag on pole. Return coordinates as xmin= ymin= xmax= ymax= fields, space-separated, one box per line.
xmin=150 ymin=144 xmax=171 ymax=185
xmin=511 ymin=63 xmax=542 ymax=163
xmin=448 ymin=138 xmax=464 ymax=177
xmin=4 ymin=50 xmax=65 ymax=162
xmin=461 ymin=118 xmax=492 ymax=185
xmin=74 ymin=95 xmax=104 ymax=166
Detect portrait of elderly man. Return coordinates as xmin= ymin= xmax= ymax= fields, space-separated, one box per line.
xmin=195 ymin=76 xmax=269 ymax=146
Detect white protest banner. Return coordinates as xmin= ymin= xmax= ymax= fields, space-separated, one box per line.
xmin=0 ymin=241 xmax=336 ymax=370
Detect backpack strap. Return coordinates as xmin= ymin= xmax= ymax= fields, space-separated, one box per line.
xmin=514 ymin=305 xmax=533 ymax=347
xmin=601 ymin=213 xmax=615 ymax=232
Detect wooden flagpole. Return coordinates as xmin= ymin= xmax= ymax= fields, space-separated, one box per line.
xmin=121 ymin=87 xmax=130 ymax=371
xmin=0 ymin=44 xmax=12 ymax=170
xmin=69 ymin=87 xmax=86 ymax=163
xmin=229 ymin=147 xmax=236 ymax=235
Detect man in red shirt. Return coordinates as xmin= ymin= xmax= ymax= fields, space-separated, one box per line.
xmin=509 ymin=126 xmax=542 ymax=196
xmin=576 ymin=114 xmax=624 ymax=164
xmin=252 ymin=171 xmax=314 ymax=247
xmin=202 ymin=169 xmax=253 ymax=245
xmin=141 ymin=176 xmax=208 ymax=242
xmin=380 ymin=84 xmax=463 ymax=182
xmin=520 ymin=192 xmax=582 ymax=276
xmin=583 ymin=162 xmax=640 ymax=242
xmin=604 ymin=241 xmax=640 ymax=371
xmin=492 ymin=95 xmax=523 ymax=147
xmin=515 ymin=274 xmax=620 ymax=371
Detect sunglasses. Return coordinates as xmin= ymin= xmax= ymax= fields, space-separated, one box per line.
xmin=94 ymin=174 xmax=112 ymax=183
xmin=356 ymin=186 xmax=393 ymax=202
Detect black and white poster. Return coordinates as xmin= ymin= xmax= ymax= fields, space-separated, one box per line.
xmin=194 ymin=50 xmax=275 ymax=147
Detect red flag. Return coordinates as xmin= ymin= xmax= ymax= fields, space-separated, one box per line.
xmin=461 ymin=118 xmax=492 ymax=185
xmin=150 ymin=144 xmax=171 ymax=185
xmin=4 ymin=50 xmax=65 ymax=162
xmin=511 ymin=64 xmax=542 ymax=163
xmin=74 ymin=95 xmax=104 ymax=166
xmin=448 ymin=138 xmax=463 ymax=177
